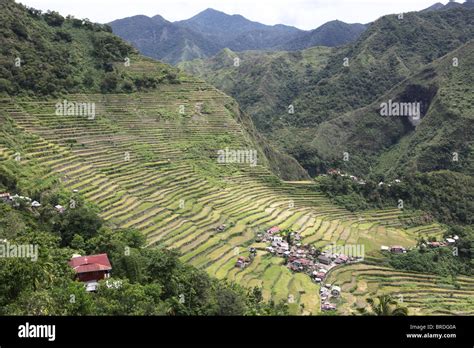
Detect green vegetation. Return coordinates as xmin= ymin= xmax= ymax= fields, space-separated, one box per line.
xmin=357 ymin=295 xmax=408 ymax=316
xmin=0 ymin=0 xmax=181 ymax=96
xmin=0 ymin=174 xmax=289 ymax=315
xmin=389 ymin=247 xmax=473 ymax=277
xmin=317 ymin=171 xmax=474 ymax=225
xmin=327 ymin=264 xmax=474 ymax=315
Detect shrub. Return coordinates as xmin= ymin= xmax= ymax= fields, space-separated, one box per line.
xmin=43 ymin=11 xmax=65 ymax=27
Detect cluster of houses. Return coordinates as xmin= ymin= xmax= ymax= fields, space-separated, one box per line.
xmin=320 ymin=284 xmax=341 ymax=311
xmin=1 ymin=192 xmax=66 ymax=213
xmin=382 ymin=235 xmax=460 ymax=254
xmin=235 ymin=247 xmax=257 ymax=269
xmin=258 ymin=226 xmax=359 ymax=282
xmin=256 ymin=226 xmax=360 ymax=311
xmin=1 ymin=192 xmax=41 ymax=208
xmin=381 ymin=245 xmax=408 ymax=253
xmin=423 ymin=235 xmax=459 ymax=248
xmin=325 ymin=169 xmax=403 ymax=187
xmin=326 ymin=169 xmax=366 ymax=185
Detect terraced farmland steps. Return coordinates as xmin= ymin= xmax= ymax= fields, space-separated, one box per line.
xmin=0 ymin=85 xmax=443 ymax=314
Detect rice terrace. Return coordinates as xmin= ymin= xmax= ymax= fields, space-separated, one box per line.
xmin=0 ymin=0 xmax=473 ymax=329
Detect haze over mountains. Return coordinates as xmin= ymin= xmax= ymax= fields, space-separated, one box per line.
xmin=109 ymin=8 xmax=367 ymax=64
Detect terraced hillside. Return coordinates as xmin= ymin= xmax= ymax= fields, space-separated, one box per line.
xmin=326 ymin=263 xmax=474 ymax=315
xmin=0 ymin=73 xmax=436 ymax=314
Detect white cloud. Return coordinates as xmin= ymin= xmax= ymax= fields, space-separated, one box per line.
xmin=17 ymin=0 xmax=451 ymax=30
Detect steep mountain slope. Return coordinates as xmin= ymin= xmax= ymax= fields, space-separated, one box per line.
xmin=0 ymin=0 xmax=307 ymax=181
xmin=110 ymin=9 xmax=366 ymax=64
xmin=309 ymin=40 xmax=474 ymax=177
xmin=109 ymin=15 xmax=222 ymax=64
xmin=421 ymin=2 xmax=446 ymax=12
xmin=179 ymin=47 xmax=334 ymax=130
xmin=181 ymin=6 xmax=474 ymax=175
xmin=0 ymin=4 xmax=180 ymax=96
xmin=278 ymin=20 xmax=367 ymax=50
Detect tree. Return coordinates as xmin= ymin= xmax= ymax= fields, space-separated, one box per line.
xmin=358 ymin=295 xmax=408 ymax=316
xmin=100 ymin=73 xmax=118 ymax=93
xmin=43 ymin=11 xmax=64 ymax=27
xmin=55 ymin=206 xmax=103 ymax=246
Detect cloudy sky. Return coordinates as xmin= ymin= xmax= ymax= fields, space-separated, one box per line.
xmin=18 ymin=0 xmax=451 ymax=30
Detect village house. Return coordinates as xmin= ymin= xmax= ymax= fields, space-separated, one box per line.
xmin=321 ymin=303 xmax=336 ymax=311
xmin=68 ymin=253 xmax=112 ymax=292
xmin=317 ymin=255 xmax=332 ymax=265
xmin=0 ymin=193 xmax=12 ymax=204
xmin=267 ymin=226 xmax=281 ymax=234
xmin=335 ymin=255 xmax=349 ymax=264
xmin=12 ymin=194 xmax=31 ymax=202
xmin=235 ymin=256 xmax=251 ymax=269
xmin=446 ymin=238 xmax=456 ymax=244
xmin=289 ymin=258 xmax=312 ymax=272
xmin=312 ymin=270 xmax=327 ymax=282
xmin=215 ymin=224 xmax=226 ymax=232
xmin=427 ymin=241 xmax=444 ymax=248
xmin=54 ymin=205 xmax=65 ymax=214
xmin=331 ymin=286 xmax=341 ymax=297
xmin=31 ymin=201 xmax=41 ymax=208
xmin=390 ymin=246 xmax=406 ymax=254
xmin=271 ymin=236 xmax=284 ymax=246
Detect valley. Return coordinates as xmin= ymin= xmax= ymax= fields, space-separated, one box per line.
xmin=1 ymin=75 xmax=465 ymax=314
xmin=0 ymin=0 xmax=472 ymax=318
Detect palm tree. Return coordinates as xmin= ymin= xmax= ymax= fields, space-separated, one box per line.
xmin=358 ymin=294 xmax=408 ymax=316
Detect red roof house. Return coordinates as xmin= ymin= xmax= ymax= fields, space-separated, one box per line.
xmin=267 ymin=226 xmax=281 ymax=234
xmin=390 ymin=246 xmax=406 ymax=254
xmin=68 ymin=254 xmax=112 ymax=283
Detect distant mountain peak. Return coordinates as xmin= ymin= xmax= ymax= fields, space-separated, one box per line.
xmin=420 ymin=1 xmax=474 ymax=12
xmin=201 ymin=8 xmax=224 ymax=14
xmin=191 ymin=8 xmax=232 ymax=20
xmin=151 ymin=14 xmax=170 ymax=25
xmin=110 ymin=8 xmax=367 ymax=64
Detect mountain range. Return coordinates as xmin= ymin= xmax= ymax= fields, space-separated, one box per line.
xmin=109 ymin=8 xmax=367 ymax=64
xmin=179 ymin=4 xmax=474 ymax=178
xmin=421 ymin=0 xmax=474 ymax=11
